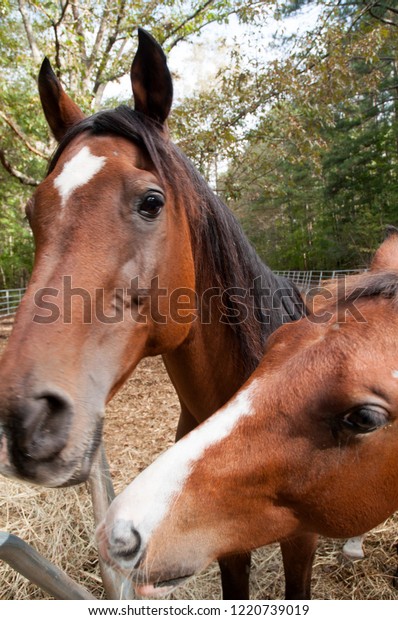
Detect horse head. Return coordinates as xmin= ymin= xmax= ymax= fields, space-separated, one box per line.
xmin=97 ymin=231 xmax=398 ymax=597
xmin=0 ymin=30 xmax=195 ymax=487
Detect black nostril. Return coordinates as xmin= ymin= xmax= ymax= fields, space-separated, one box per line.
xmin=12 ymin=389 xmax=73 ymax=462
xmin=110 ymin=519 xmax=141 ymax=561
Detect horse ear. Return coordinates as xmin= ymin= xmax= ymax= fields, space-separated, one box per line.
xmin=370 ymin=226 xmax=398 ymax=272
xmin=38 ymin=58 xmax=85 ymax=142
xmin=131 ymin=28 xmax=173 ymax=126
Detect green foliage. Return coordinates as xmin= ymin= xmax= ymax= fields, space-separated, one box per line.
xmin=1 ymin=0 xmax=398 ymax=286
xmin=0 ymin=0 xmax=268 ymax=288
xmin=0 ymin=180 xmax=33 ymax=288
xmin=219 ymin=2 xmax=398 ymax=269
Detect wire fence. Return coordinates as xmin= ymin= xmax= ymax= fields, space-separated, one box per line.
xmin=0 ymin=269 xmax=367 ymax=318
xmin=274 ymin=269 xmax=366 ymax=291
xmin=0 ymin=288 xmax=26 ymax=318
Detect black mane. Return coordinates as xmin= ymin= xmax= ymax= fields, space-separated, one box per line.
xmin=337 ymin=271 xmax=398 ymax=306
xmin=49 ymin=105 xmax=305 ymax=375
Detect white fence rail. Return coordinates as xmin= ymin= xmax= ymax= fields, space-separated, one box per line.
xmin=274 ymin=269 xmax=365 ymax=290
xmin=0 ymin=270 xmax=366 ymax=317
xmin=0 ymin=288 xmax=26 ymax=317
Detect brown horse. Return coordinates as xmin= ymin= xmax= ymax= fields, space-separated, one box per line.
xmin=97 ymin=231 xmax=398 ymax=599
xmin=0 ymin=30 xmax=308 ymax=599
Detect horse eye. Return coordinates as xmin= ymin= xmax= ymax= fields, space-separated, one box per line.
xmin=340 ymin=407 xmax=390 ymax=435
xmin=138 ymin=193 xmax=165 ymax=220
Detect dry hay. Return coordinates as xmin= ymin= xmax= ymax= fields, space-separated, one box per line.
xmin=0 ymin=320 xmax=397 ymax=600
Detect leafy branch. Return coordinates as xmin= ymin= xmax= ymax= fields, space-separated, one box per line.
xmin=0 ymin=149 xmax=39 ymax=186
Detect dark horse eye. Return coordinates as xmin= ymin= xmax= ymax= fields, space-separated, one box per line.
xmin=138 ymin=193 xmax=165 ymax=220
xmin=341 ymin=407 xmax=390 ymax=435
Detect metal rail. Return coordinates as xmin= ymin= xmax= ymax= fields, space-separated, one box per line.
xmin=0 ymin=531 xmax=96 ymax=600
xmin=89 ymin=446 xmax=137 ymax=600
xmin=0 ymin=445 xmax=135 ymax=600
xmin=0 ymin=288 xmax=25 ymax=317
xmin=274 ymin=269 xmax=365 ymax=290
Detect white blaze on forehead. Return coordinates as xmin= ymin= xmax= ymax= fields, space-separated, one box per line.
xmin=392 ymin=370 xmax=398 ymax=379
xmin=105 ymin=380 xmax=258 ymax=556
xmin=54 ymin=145 xmax=106 ymax=207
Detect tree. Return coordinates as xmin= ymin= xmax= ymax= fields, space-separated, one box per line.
xmin=1 ymin=0 xmax=398 ymax=285
xmin=218 ymin=0 xmax=398 ymax=269
xmin=0 ymin=0 xmax=273 ymax=287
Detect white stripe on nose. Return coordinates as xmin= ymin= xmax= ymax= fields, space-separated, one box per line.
xmin=106 ymin=380 xmax=258 ymax=557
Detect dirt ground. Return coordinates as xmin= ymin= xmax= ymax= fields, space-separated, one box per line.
xmin=0 ymin=318 xmax=397 ymax=600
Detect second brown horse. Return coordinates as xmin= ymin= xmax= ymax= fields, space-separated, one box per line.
xmin=98 ymin=232 xmax=398 ymax=599
xmin=0 ymin=30 xmax=307 ymax=598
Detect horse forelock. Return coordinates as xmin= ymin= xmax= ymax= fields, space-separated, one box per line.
xmin=47 ymin=105 xmax=305 ymax=376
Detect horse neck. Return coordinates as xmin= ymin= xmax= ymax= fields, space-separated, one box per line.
xmin=163 ymin=265 xmax=306 ymax=425
xmin=162 ymin=316 xmax=246 ymax=426
xmin=161 ymin=167 xmax=304 ymax=425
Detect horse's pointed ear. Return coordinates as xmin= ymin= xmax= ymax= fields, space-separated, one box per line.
xmin=370 ymin=226 xmax=398 ymax=272
xmin=38 ymin=58 xmax=85 ymax=142
xmin=131 ymin=28 xmax=173 ymax=126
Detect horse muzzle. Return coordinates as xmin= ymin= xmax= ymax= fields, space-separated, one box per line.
xmin=96 ymin=518 xmax=195 ymax=597
xmin=0 ymin=386 xmax=103 ymax=487
xmin=97 ymin=518 xmax=143 ymax=570
xmin=10 ymin=387 xmax=73 ymax=461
